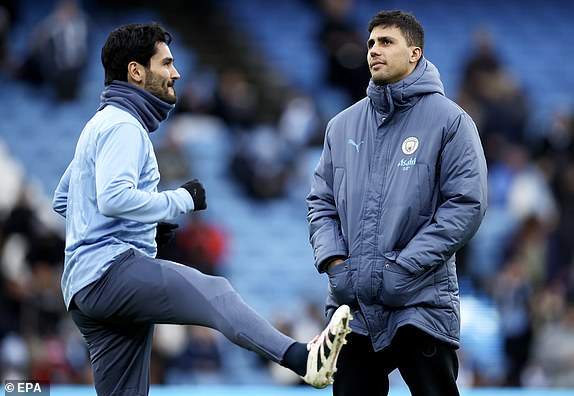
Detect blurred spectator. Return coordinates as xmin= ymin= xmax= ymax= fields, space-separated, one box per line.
xmin=291 ymin=301 xmax=324 ymax=343
xmin=458 ymin=29 xmax=530 ymax=162
xmin=458 ymin=28 xmax=501 ymax=115
xmin=535 ymin=110 xmax=574 ymax=287
xmin=1 ymin=189 xmax=55 ymax=302
xmin=464 ymin=142 xmax=557 ymax=290
xmin=212 ymin=68 xmax=259 ymax=131
xmin=276 ymin=91 xmax=325 ymax=195
xmin=229 ymin=124 xmax=296 ymax=201
xmin=29 ymin=336 xmax=71 ymax=383
xmin=546 ymin=162 xmax=574 ymax=287
xmin=0 ymin=332 xmax=29 ymax=380
xmin=16 ymin=0 xmax=90 ymax=101
xmin=315 ymin=0 xmax=369 ymax=103
xmin=480 ymin=72 xmax=530 ymax=161
xmin=152 ymin=324 xmax=187 ymax=384
xmin=0 ymin=0 xmax=17 ymax=72
xmin=278 ymin=91 xmax=323 ymax=149
xmin=175 ymin=66 xmax=217 ymax=115
xmin=528 ymin=292 xmax=574 ymax=387
xmin=2 ymin=189 xmax=39 ymax=239
xmin=161 ymin=326 xmax=224 ymax=385
xmin=0 ymin=191 xmax=73 ymax=384
xmin=492 ymin=257 xmax=534 ymax=387
xmin=60 ymin=319 xmax=90 ymax=384
xmin=505 ymin=149 xmax=558 ymax=229
xmin=267 ymin=301 xmax=325 ymax=386
xmin=267 ymin=316 xmax=300 ymax=385
xmin=182 ymin=327 xmax=223 ymax=382
xmin=21 ymin=259 xmax=64 ymax=337
xmin=505 ymin=216 xmax=552 ymax=291
xmin=158 ymin=213 xmax=228 ymax=276
xmin=532 ymin=109 xmax=574 ymax=162
xmin=1 ymin=190 xmax=65 ymax=294
xmin=0 ymin=142 xmax=25 ymax=214
xmin=455 ymin=350 xmax=476 ymax=388
xmin=155 ymin=134 xmax=193 ymax=190
xmin=530 ymin=282 xmax=567 ymax=329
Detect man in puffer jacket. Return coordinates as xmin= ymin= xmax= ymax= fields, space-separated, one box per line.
xmin=307 ymin=10 xmax=488 ymax=396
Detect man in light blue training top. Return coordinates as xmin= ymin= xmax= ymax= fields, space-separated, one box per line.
xmin=53 ymin=22 xmax=352 ymax=396
xmin=307 ymin=10 xmax=488 ymax=396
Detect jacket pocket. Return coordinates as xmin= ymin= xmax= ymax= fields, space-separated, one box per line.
xmin=327 ymin=258 xmax=356 ymax=306
xmin=377 ymin=259 xmax=436 ymax=308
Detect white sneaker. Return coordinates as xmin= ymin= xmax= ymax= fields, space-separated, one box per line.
xmin=301 ymin=304 xmax=353 ymax=388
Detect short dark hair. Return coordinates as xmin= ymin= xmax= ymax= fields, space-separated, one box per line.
xmin=101 ymin=22 xmax=172 ymax=85
xmin=368 ymin=10 xmax=424 ymax=50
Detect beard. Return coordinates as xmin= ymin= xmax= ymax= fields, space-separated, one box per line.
xmin=371 ymin=75 xmax=389 ymax=86
xmin=369 ymin=68 xmax=391 ymax=86
xmin=370 ymin=69 xmax=399 ymax=86
xmin=144 ymin=70 xmax=177 ymax=104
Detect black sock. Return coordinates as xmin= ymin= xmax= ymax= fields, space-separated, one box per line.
xmin=282 ymin=342 xmax=308 ymax=376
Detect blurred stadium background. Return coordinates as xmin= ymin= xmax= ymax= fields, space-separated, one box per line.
xmin=0 ymin=0 xmax=573 ymax=394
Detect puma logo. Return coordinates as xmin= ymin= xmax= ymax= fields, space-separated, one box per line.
xmin=347 ymin=138 xmax=365 ymax=152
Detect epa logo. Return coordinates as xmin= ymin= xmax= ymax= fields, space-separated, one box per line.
xmin=4 ymin=380 xmax=49 ymax=394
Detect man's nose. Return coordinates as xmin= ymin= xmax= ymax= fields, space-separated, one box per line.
xmin=171 ymin=66 xmax=180 ymax=79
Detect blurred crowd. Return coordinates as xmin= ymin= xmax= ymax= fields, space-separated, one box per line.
xmin=1 ymin=0 xmax=574 ymax=389
xmin=456 ymin=27 xmax=574 ymax=388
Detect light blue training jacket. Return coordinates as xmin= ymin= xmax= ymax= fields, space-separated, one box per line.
xmin=53 ymin=84 xmax=194 ymax=308
xmin=307 ymin=58 xmax=488 ymax=350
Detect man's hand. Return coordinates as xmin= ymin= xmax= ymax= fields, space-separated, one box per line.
xmin=181 ymin=179 xmax=207 ymax=211
xmin=327 ymin=257 xmax=346 ymax=271
xmin=155 ymin=222 xmax=178 ymax=247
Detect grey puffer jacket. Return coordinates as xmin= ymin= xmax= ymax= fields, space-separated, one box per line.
xmin=306 ymin=57 xmax=487 ymax=350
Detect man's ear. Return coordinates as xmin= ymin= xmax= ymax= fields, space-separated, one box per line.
xmin=127 ymin=61 xmax=145 ymax=85
xmin=410 ymin=47 xmax=422 ymax=64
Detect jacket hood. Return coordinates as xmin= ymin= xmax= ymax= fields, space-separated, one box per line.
xmin=367 ymin=57 xmax=444 ymax=116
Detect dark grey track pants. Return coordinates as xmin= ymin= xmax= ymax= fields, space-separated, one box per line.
xmin=70 ymin=249 xmax=295 ymax=396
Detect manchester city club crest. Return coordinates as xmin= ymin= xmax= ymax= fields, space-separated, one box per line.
xmin=402 ymin=137 xmax=419 ymax=155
